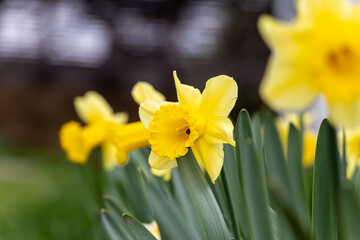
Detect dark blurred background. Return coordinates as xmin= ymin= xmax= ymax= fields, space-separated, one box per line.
xmin=0 ymin=0 xmax=297 ymax=148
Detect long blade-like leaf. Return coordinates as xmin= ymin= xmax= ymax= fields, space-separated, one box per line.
xmin=235 ymin=109 xmax=273 ymax=240
xmin=177 ymin=150 xmax=230 ymax=240
xmin=311 ymin=119 xmax=339 ymax=240
xmin=123 ymin=213 xmax=157 ymax=240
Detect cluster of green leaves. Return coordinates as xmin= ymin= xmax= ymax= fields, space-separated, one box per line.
xmin=101 ymin=109 xmax=360 ymax=240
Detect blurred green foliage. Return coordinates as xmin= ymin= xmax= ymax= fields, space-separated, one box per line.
xmin=0 ymin=143 xmax=104 ymax=240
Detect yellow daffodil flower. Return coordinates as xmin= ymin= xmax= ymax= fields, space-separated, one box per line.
xmin=259 ymin=0 xmax=360 ymax=127
xmin=60 ymin=91 xmax=129 ymax=170
xmin=143 ymin=221 xmax=161 ymax=240
xmin=339 ymin=127 xmax=360 ymax=178
xmin=139 ymin=71 xmax=237 ymax=183
xmin=277 ymin=113 xmax=316 ymax=167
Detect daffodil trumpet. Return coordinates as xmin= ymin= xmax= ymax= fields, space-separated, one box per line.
xmin=111 ymin=121 xmax=149 ymax=165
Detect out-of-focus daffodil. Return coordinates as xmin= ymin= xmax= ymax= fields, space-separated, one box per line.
xmin=139 ymin=71 xmax=237 ymax=183
xmin=143 ymin=221 xmax=161 ymax=240
xmin=340 ymin=127 xmax=360 ymax=178
xmin=60 ymin=91 xmax=128 ymax=170
xmin=259 ymin=0 xmax=360 ymax=128
xmin=277 ymin=113 xmax=317 ymax=167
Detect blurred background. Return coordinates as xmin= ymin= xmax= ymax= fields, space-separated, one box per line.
xmin=0 ymin=0 xmax=293 ymax=239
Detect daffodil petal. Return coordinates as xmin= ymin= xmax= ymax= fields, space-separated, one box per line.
xmin=113 ymin=112 xmax=129 ymax=125
xmin=203 ymin=117 xmax=235 ymax=146
xmin=149 ymin=150 xmax=177 ymax=170
xmin=260 ymin=56 xmax=318 ymax=111
xmin=101 ymin=142 xmax=118 ymax=170
xmin=139 ymin=99 xmax=174 ymax=129
xmin=346 ymin=156 xmax=358 ymax=179
xmin=173 ymin=71 xmax=202 ymax=108
xmin=192 ymin=138 xmax=224 ymax=183
xmin=199 ymin=75 xmax=237 ymax=118
xmin=74 ymin=91 xmax=114 ymax=124
xmin=258 ymin=15 xmax=309 ymax=57
xmin=329 ymin=101 xmax=360 ymax=128
xmin=150 ymin=168 xmax=172 ymax=181
xmin=131 ymin=81 xmax=166 ymax=105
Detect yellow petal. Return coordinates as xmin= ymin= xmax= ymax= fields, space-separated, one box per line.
xmin=74 ymin=91 xmax=114 ymax=124
xmin=101 ymin=141 xmax=118 ymax=171
xmin=259 ymin=56 xmax=318 ymax=111
xmin=297 ymin=0 xmax=348 ymax=19
xmin=143 ymin=221 xmax=161 ymax=240
xmin=139 ymin=99 xmax=173 ymax=129
xmin=131 ymin=82 xmax=165 ymax=105
xmin=192 ymin=138 xmax=224 ymax=183
xmin=111 ymin=121 xmax=149 ymax=165
xmin=199 ymin=75 xmax=238 ymax=118
xmin=59 ymin=121 xmax=107 ymax=164
xmin=173 ymin=71 xmax=202 ymax=108
xmin=150 ymin=168 xmax=172 ymax=181
xmin=258 ymin=15 xmax=299 ymax=51
xmin=329 ymin=101 xmax=360 ymax=128
xmin=148 ymin=150 xmax=177 ymax=170
xmin=203 ymin=117 xmax=235 ymax=146
xmin=302 ymin=131 xmax=316 ymax=167
xmin=113 ymin=112 xmax=129 ymax=125
xmin=347 ymin=156 xmax=358 ymax=179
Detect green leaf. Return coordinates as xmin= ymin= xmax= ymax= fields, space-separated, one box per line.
xmin=222 ymin=144 xmax=248 ymax=240
xmin=339 ymin=188 xmax=360 ymax=239
xmin=172 ymin=169 xmax=205 ymax=239
xmin=269 ymin=208 xmax=281 ymax=240
xmin=268 ymin=181 xmax=311 ymax=240
xmin=251 ymin=113 xmax=264 ymax=162
xmin=287 ymin=124 xmax=310 ymax=231
xmin=103 ymin=195 xmax=129 ymax=220
xmin=263 ymin=113 xmax=292 ymax=204
xmin=101 ymin=209 xmax=134 ymax=240
xmin=146 ymin=178 xmax=200 ymax=240
xmin=311 ymin=119 xmax=339 ymax=240
xmin=177 ymin=150 xmax=230 ymax=240
xmin=123 ymin=214 xmax=157 ymax=240
xmin=235 ymin=109 xmax=273 ymax=240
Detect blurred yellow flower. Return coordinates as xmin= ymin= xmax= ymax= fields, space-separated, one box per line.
xmin=143 ymin=221 xmax=161 ymax=240
xmin=259 ymin=0 xmax=360 ymax=127
xmin=340 ymin=127 xmax=360 ymax=178
xmin=139 ymin=71 xmax=237 ymax=183
xmin=60 ymin=91 xmax=129 ymax=170
xmin=277 ymin=113 xmax=316 ymax=167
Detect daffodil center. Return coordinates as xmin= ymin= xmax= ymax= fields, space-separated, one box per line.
xmin=327 ymin=45 xmax=356 ymax=73
xmin=148 ymin=104 xmax=201 ymax=160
